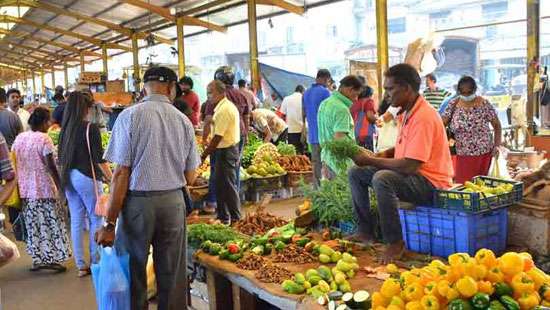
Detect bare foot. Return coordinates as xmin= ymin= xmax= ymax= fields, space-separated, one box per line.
xmin=345 ymin=233 xmax=375 ymax=246
xmin=378 ymin=240 xmax=405 ymax=264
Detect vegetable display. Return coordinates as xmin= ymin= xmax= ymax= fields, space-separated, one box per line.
xmin=322 ymin=138 xmax=361 ymax=172
xmin=277 ymin=142 xmax=297 ymax=156
xmin=242 ymin=132 xmax=262 ymax=168
xmin=187 ymin=223 xmax=248 ymax=248
xmin=302 ymin=173 xmax=355 ymax=226
xmin=255 ymin=262 xmax=293 ymax=284
xmin=232 ymin=206 xmax=288 ymax=236
xmin=278 ymin=155 xmax=312 ymax=172
xmin=370 ymin=250 xmax=550 ymax=310
xmin=253 ymin=143 xmax=280 ymax=165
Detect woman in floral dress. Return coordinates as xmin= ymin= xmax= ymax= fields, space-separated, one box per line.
xmin=442 ymin=76 xmax=502 ymax=184
xmin=12 ymin=107 xmax=71 ymax=271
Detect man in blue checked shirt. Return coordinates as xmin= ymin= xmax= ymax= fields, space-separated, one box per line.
xmin=96 ymin=66 xmax=200 ymax=310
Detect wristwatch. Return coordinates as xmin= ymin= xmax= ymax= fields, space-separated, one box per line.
xmin=103 ymin=220 xmax=116 ymax=231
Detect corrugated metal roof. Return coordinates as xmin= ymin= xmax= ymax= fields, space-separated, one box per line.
xmin=0 ymin=0 xmax=330 ymax=71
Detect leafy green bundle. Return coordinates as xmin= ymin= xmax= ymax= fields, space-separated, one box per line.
xmin=276 ymin=142 xmax=296 ymax=156
xmin=242 ymin=132 xmax=263 ymax=168
xmin=187 ymin=223 xmax=248 ymax=248
xmin=323 ymin=138 xmax=361 ymax=172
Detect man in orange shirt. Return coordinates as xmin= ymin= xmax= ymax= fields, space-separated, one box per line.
xmin=348 ymin=64 xmax=453 ymax=263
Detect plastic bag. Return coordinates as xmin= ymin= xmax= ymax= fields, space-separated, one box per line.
xmin=0 ymin=232 xmax=20 ymax=268
xmin=489 ymin=147 xmax=511 ymax=180
xmin=3 ymin=152 xmax=20 ymax=209
xmin=92 ymin=246 xmax=131 ymax=310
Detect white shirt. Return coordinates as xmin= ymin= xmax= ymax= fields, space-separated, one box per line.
xmin=279 ymin=92 xmax=304 ymax=133
xmin=9 ymin=107 xmax=30 ymax=131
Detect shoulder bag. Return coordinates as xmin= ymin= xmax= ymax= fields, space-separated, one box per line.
xmin=86 ymin=123 xmax=109 ymax=217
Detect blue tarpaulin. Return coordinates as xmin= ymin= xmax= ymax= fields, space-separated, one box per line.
xmin=259 ymin=63 xmax=315 ymax=101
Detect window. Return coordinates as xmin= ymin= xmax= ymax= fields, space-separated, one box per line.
xmin=430 ymin=11 xmax=451 ymax=20
xmin=482 ymin=1 xmax=508 ymax=20
xmin=326 ymin=25 xmax=338 ymax=38
xmin=486 ymin=25 xmax=497 ymax=39
xmin=388 ymin=17 xmax=406 ymax=33
xmin=286 ymin=26 xmax=295 ymax=44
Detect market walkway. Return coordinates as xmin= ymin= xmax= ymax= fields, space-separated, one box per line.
xmin=0 ymin=197 xmax=301 ymax=309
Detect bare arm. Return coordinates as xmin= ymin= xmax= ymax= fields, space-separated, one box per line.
xmin=353 ymin=151 xmax=422 ymax=175
xmin=491 ymin=116 xmax=502 ymax=147
xmin=99 ymin=162 xmax=113 ymax=182
xmin=105 ymin=165 xmax=130 ymax=223
xmin=45 ymin=154 xmax=62 ymax=193
xmin=0 ymin=178 xmax=16 ymax=205
xmin=185 ymin=170 xmax=197 ymax=186
xmin=201 ymin=135 xmax=223 ymax=162
xmin=263 ymin=127 xmax=273 ymax=143
xmin=202 ymin=115 xmax=213 ymax=143
xmin=366 ymin=111 xmax=377 ymax=124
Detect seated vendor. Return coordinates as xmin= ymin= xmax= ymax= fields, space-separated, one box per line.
xmin=348 ymin=63 xmax=454 ymax=263
xmin=251 ymin=108 xmax=288 ymax=144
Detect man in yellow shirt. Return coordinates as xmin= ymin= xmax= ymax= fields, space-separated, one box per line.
xmin=201 ymin=80 xmax=241 ymax=224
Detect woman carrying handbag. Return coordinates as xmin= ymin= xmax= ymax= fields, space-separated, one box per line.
xmin=58 ymin=91 xmax=112 ymax=277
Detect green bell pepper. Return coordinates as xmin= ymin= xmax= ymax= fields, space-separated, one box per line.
xmin=488 ymin=300 xmax=506 ymax=310
xmin=494 ymin=283 xmax=513 ymax=298
xmin=471 ymin=293 xmax=490 ymax=310
xmin=449 ymin=299 xmax=472 ymax=310
xmin=499 ymin=296 xmax=519 ymax=310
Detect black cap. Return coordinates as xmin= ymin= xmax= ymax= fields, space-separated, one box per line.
xmin=143 ymin=66 xmax=178 ymax=83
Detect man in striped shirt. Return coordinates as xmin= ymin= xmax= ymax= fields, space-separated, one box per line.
xmin=423 ymin=74 xmax=451 ymax=110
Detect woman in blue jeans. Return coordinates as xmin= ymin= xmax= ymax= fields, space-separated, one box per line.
xmin=58 ymin=91 xmax=112 ymax=277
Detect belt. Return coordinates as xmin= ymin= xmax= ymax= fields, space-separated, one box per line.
xmin=127 ymin=188 xmax=181 ymax=197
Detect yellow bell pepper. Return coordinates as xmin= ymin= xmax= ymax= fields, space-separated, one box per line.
xmin=437 ymin=280 xmax=451 ymax=297
xmin=542 ymin=300 xmax=550 ymax=307
xmin=449 ymin=253 xmax=472 ymax=267
xmin=404 ymin=283 xmax=424 ymax=301
xmin=517 ymin=292 xmax=540 ymax=310
xmin=512 ymin=273 xmax=535 ymax=294
xmin=387 ymin=305 xmax=402 ymax=310
xmin=478 ymin=281 xmax=495 ymax=295
xmin=486 ymin=267 xmax=505 ymax=284
xmin=373 ymin=292 xmax=390 ymax=308
xmin=526 ymin=267 xmax=550 ymax=291
xmin=499 ymin=252 xmax=524 ymax=276
xmin=387 ymin=263 xmax=399 ymax=274
xmin=519 ymin=252 xmax=535 ymax=272
xmin=468 ymin=264 xmax=488 ymax=280
xmin=425 ymin=281 xmax=439 ymax=297
xmin=381 ymin=278 xmax=402 ymax=298
xmin=401 ymin=271 xmax=421 ymax=287
xmin=390 ymin=296 xmax=406 ymax=309
xmin=421 ymin=295 xmax=440 ymax=310
xmin=405 ymin=301 xmax=423 ymax=310
xmin=375 ymin=307 xmax=387 ymax=310
xmin=446 ymin=287 xmax=460 ymax=302
xmin=475 ymin=249 xmax=498 ymax=268
xmin=456 ymin=276 xmax=478 ymax=298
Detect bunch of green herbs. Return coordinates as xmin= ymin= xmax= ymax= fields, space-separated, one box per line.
xmin=242 ymin=132 xmax=263 ymax=168
xmin=187 ymin=223 xmax=248 ymax=248
xmin=276 ymin=142 xmax=296 ymax=156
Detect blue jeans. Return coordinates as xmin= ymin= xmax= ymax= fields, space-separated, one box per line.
xmin=65 ymin=169 xmax=103 ymax=269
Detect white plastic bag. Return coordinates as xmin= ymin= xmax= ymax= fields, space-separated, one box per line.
xmin=0 ymin=232 xmax=20 ymax=268
xmin=489 ymin=147 xmax=511 ymax=180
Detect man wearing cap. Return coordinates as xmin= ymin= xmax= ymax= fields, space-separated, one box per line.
xmin=201 ymin=80 xmax=241 ymax=224
xmin=96 ymin=66 xmax=200 ymax=309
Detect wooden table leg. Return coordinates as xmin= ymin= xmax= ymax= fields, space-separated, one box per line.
xmin=232 ymin=284 xmax=258 ymax=310
xmin=206 ymin=269 xmax=234 ymax=310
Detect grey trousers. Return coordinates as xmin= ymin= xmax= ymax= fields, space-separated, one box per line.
xmin=115 ymin=189 xmax=187 ymax=310
xmin=215 ymin=144 xmax=241 ymax=223
xmin=311 ymin=143 xmax=322 ymax=188
xmin=348 ymin=166 xmax=434 ymax=244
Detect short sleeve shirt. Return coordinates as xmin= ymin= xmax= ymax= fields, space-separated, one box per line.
xmin=280 ymin=92 xmax=304 ymax=133
xmin=442 ymin=98 xmax=498 ymax=156
xmin=318 ymin=91 xmax=355 ymax=172
xmin=212 ymin=97 xmax=241 ymax=148
xmin=104 ymin=94 xmax=200 ymax=191
xmin=0 ymin=109 xmax=23 ymax=148
xmin=303 ymin=84 xmax=331 ymax=144
xmin=12 ymin=131 xmax=57 ymax=199
xmin=251 ymin=109 xmax=288 ymax=138
xmin=395 ymin=96 xmax=453 ymax=189
xmin=423 ymin=87 xmax=451 ymax=110
xmin=205 ymin=86 xmax=249 ymax=135
xmin=180 ymin=91 xmax=201 ymax=126
xmin=0 ymin=134 xmax=14 ymax=181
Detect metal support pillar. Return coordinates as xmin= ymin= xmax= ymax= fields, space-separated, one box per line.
xmin=375 ymin=0 xmax=389 ymax=103
xmin=51 ymin=69 xmax=56 ymax=89
xmin=131 ymin=33 xmax=141 ymax=92
xmin=32 ymin=73 xmax=36 ymax=95
xmin=80 ymin=53 xmax=85 ymax=72
xmin=247 ymin=0 xmax=260 ymax=92
xmin=102 ymin=43 xmax=109 ymax=77
xmin=64 ymin=63 xmax=69 ymax=90
xmin=526 ymin=0 xmax=540 ymax=143
xmin=176 ymin=16 xmax=186 ymax=78
xmin=40 ymin=70 xmax=45 ymax=95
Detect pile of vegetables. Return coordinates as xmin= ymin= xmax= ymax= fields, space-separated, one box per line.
xmin=371 ymin=250 xmax=550 ymax=310
xmin=302 ymin=173 xmax=355 ymax=226
xmin=277 ymin=142 xmax=297 ymax=156
xmin=242 ymin=132 xmax=263 ymax=168
xmin=232 ymin=206 xmax=288 ymax=236
xmin=246 ymin=155 xmax=286 ymax=178
xmin=322 ymin=138 xmax=361 ymax=172
xmin=278 ymin=155 xmax=312 ymax=172
xmin=253 ymin=143 xmax=280 ymax=165
xmin=187 ymin=223 xmax=248 ymax=248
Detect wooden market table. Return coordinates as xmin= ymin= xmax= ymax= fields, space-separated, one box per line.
xmin=194 ymin=249 xmax=385 ymax=310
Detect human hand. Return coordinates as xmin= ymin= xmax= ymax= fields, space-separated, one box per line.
xmin=375 ymin=118 xmax=384 ymax=128
xmin=95 ymin=226 xmax=115 ymax=247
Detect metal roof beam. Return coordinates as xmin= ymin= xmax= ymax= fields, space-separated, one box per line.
xmin=0 ymin=46 xmax=61 ymax=65
xmin=0 ymin=15 xmax=132 ymax=51
xmin=256 ymin=0 xmax=305 ymax=15
xmin=0 ymin=28 xmax=102 ymax=57
xmin=120 ymin=0 xmax=227 ymax=32
xmin=0 ymin=38 xmax=82 ymax=62
xmin=181 ymin=0 xmax=229 ymax=16
xmin=1 ymin=0 xmax=175 ymax=45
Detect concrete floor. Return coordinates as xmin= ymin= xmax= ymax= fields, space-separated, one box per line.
xmin=0 ymin=197 xmax=302 ymax=309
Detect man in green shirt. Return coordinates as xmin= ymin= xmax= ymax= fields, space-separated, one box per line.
xmin=318 ymin=75 xmax=364 ymax=178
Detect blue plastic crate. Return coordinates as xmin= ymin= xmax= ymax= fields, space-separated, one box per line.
xmin=399 ymin=205 xmax=508 ymax=257
xmin=434 ymin=176 xmax=523 ymax=212
xmin=337 ymin=221 xmax=357 ymax=236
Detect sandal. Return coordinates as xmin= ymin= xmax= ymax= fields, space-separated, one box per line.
xmin=78 ymin=268 xmax=91 ymax=278
xmin=42 ymin=263 xmax=67 ymax=273
xmin=29 ymin=263 xmax=43 ymax=271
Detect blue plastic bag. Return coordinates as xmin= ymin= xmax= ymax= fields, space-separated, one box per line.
xmin=91 ymin=246 xmax=131 ymax=310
